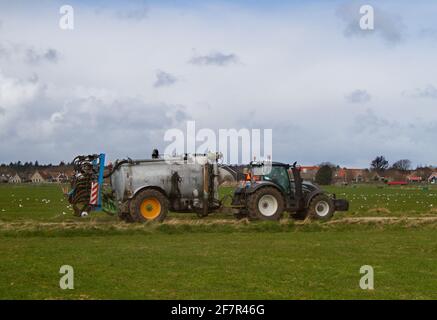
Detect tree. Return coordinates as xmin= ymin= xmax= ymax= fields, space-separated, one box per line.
xmin=315 ymin=165 xmax=334 ymax=185
xmin=391 ymin=159 xmax=411 ymax=172
xmin=370 ymin=156 xmax=389 ymax=172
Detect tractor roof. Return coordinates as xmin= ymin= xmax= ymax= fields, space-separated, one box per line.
xmin=250 ymin=161 xmax=290 ymax=168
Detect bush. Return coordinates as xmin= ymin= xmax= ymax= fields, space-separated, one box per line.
xmin=315 ymin=165 xmax=333 ymax=185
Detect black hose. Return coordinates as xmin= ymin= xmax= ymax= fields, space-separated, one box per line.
xmin=103 ymin=159 xmax=131 ymax=178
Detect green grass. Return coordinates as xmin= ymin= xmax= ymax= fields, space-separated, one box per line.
xmin=2 ymin=184 xmax=436 ymax=222
xmin=0 ymin=184 xmax=116 ymax=222
xmin=325 ymin=184 xmax=437 ymax=217
xmin=1 ymin=183 xmax=437 ymax=299
xmin=1 ymin=226 xmax=437 ymax=299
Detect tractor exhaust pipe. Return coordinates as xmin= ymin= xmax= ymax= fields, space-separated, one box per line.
xmin=292 ymin=162 xmax=305 ymax=210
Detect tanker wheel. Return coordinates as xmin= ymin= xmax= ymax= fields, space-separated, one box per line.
xmin=130 ymin=189 xmax=168 ymax=222
xmin=247 ymin=187 xmax=284 ymax=221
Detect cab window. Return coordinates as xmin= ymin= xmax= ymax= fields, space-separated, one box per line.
xmin=263 ymin=167 xmax=290 ymax=192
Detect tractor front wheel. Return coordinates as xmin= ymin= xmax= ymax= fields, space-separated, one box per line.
xmin=247 ymin=187 xmax=284 ymax=221
xmin=130 ymin=189 xmax=169 ymax=222
xmin=307 ymin=194 xmax=334 ymax=220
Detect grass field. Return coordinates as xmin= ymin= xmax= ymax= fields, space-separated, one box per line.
xmin=1 ymin=183 xmax=437 ymax=299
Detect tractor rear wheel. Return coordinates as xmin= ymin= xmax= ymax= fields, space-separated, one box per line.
xmin=130 ymin=189 xmax=168 ymax=222
xmin=247 ymin=187 xmax=284 ymax=221
xmin=307 ymin=194 xmax=334 ymax=220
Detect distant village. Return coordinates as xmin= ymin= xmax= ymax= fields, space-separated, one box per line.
xmin=0 ymin=162 xmax=73 ymax=184
xmin=299 ymin=166 xmax=437 ymax=185
xmin=229 ymin=156 xmax=437 ymax=186
xmin=1 ymin=157 xmax=437 ymax=185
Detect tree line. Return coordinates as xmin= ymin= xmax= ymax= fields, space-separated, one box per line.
xmin=315 ymin=156 xmax=435 ymax=185
xmin=0 ymin=161 xmax=72 ymax=169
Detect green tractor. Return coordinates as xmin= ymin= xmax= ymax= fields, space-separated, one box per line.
xmin=231 ymin=161 xmax=349 ymax=221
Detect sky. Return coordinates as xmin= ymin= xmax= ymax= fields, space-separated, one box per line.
xmin=0 ymin=0 xmax=437 ymax=167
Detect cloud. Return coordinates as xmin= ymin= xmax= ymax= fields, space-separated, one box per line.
xmin=0 ymin=71 xmax=43 ymax=108
xmin=189 ymin=52 xmax=239 ymax=66
xmin=91 ymin=0 xmax=148 ymax=21
xmin=0 ymin=43 xmax=12 ymax=59
xmin=25 ymin=48 xmax=59 ymax=64
xmin=419 ymin=28 xmax=437 ymax=40
xmin=0 ymin=42 xmax=59 ymax=64
xmin=0 ymin=1 xmax=437 ymax=167
xmin=116 ymin=7 xmax=148 ymax=21
xmin=336 ymin=2 xmax=405 ymax=45
xmin=408 ymin=85 xmax=437 ymax=99
xmin=0 ymin=70 xmax=190 ymax=162
xmin=154 ymin=70 xmax=177 ymax=88
xmin=346 ymin=89 xmax=371 ymax=103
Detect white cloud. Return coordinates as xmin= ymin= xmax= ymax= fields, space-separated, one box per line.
xmin=189 ymin=51 xmax=239 ymax=66
xmin=346 ymin=89 xmax=371 ymax=103
xmin=0 ymin=71 xmax=42 ymax=108
xmin=337 ymin=2 xmax=405 ymax=45
xmin=409 ymin=85 xmax=437 ymax=99
xmin=0 ymin=1 xmax=436 ymax=167
xmin=154 ymin=70 xmax=177 ymax=88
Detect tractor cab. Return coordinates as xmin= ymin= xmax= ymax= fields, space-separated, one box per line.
xmin=249 ymin=162 xmax=294 ymax=195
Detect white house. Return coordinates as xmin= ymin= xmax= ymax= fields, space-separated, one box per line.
xmin=30 ymin=171 xmax=50 ymax=183
xmin=0 ymin=174 xmax=9 ymax=183
xmin=429 ymin=173 xmax=437 ymax=184
xmin=9 ymin=173 xmax=22 ymax=183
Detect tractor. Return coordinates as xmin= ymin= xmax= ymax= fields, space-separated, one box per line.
xmin=231 ymin=161 xmax=349 ymax=220
xmin=66 ymin=153 xmax=348 ymax=222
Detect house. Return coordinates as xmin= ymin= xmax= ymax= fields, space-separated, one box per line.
xmin=9 ymin=173 xmax=23 ymax=183
xmin=333 ymin=168 xmax=368 ymax=184
xmin=407 ymin=174 xmax=422 ymax=183
xmin=0 ymin=174 xmax=9 ymax=183
xmin=54 ymin=172 xmax=69 ymax=183
xmin=333 ymin=168 xmax=347 ymax=183
xmin=348 ymin=169 xmax=367 ymax=183
xmin=369 ymin=171 xmax=385 ymax=182
xmin=346 ymin=169 xmax=367 ymax=183
xmin=300 ymin=166 xmax=319 ymax=181
xmin=429 ymin=173 xmax=437 ymax=184
xmin=30 ymin=170 xmax=52 ymax=183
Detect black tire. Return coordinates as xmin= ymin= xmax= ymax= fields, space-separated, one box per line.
xmin=72 ymin=203 xmax=90 ymax=217
xmin=307 ymin=194 xmax=334 ymax=220
xmin=233 ymin=209 xmax=249 ymax=220
xmin=247 ymin=187 xmax=284 ymax=221
xmin=291 ymin=210 xmax=308 ymax=220
xmin=130 ymin=189 xmax=168 ymax=222
xmin=118 ymin=212 xmax=135 ymax=223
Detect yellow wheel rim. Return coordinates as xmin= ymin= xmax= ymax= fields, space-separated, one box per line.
xmin=140 ymin=198 xmax=161 ymax=220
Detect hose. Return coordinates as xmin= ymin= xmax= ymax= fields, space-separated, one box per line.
xmin=103 ymin=159 xmax=131 ymax=178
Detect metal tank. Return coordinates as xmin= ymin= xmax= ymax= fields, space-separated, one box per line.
xmin=110 ymin=153 xmax=222 ymax=215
